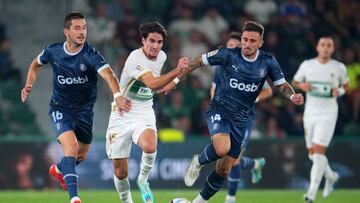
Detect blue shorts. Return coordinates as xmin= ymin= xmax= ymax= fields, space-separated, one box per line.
xmin=206 ymin=110 xmax=251 ymax=159
xmin=49 ymin=107 xmax=94 ymax=144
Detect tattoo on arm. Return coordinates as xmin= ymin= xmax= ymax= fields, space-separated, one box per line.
xmin=179 ymin=55 xmax=204 ymax=80
xmin=276 ymin=82 xmax=295 ymax=99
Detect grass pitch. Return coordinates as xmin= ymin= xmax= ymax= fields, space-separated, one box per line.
xmin=0 ymin=189 xmax=359 ymax=203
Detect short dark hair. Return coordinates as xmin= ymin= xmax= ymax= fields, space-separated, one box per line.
xmin=229 ymin=31 xmax=241 ymax=41
xmin=64 ymin=11 xmax=85 ymax=29
xmin=241 ymin=21 xmax=264 ymax=38
xmin=139 ymin=22 xmax=167 ymax=41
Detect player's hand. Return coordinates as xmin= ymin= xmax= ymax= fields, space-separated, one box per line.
xmin=157 ymin=81 xmax=177 ymax=95
xmin=21 ymin=85 xmax=32 ymax=102
xmin=115 ymin=96 xmax=131 ymax=116
xmin=290 ymin=93 xmax=304 ymax=105
xmin=297 ymin=82 xmax=311 ymax=92
xmin=176 ymin=57 xmax=190 ymax=74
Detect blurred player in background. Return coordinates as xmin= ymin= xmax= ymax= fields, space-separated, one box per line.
xmin=159 ymin=21 xmax=304 ymax=203
xmin=105 ymin=21 xmax=188 ymax=203
xmin=20 ymin=11 xmax=125 ymax=203
xmin=293 ymin=36 xmax=349 ymax=203
xmin=209 ymin=32 xmax=270 ymax=203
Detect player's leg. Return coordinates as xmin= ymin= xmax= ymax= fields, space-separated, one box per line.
xmin=193 ymin=153 xmax=241 ymax=203
xmin=113 ymin=158 xmax=133 ymax=203
xmin=106 ymin=113 xmax=134 ymax=203
xmin=185 ymin=132 xmax=231 ymax=187
xmin=136 ymin=128 xmax=157 ymax=203
xmin=57 ymin=131 xmax=81 ymax=203
xmin=304 ymin=118 xmax=338 ymax=202
xmin=225 ymin=157 xmax=241 ymax=203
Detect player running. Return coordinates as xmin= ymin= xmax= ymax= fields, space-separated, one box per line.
xmin=21 ymin=12 xmax=125 ymax=203
xmin=159 ymin=20 xmax=304 ymax=203
xmin=292 ymin=36 xmax=349 ymax=203
xmin=209 ymin=32 xmax=271 ymax=203
xmin=105 ymin=22 xmax=188 ymax=203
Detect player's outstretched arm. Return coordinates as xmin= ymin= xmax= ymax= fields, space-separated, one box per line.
xmin=158 ymin=55 xmax=204 ymax=94
xmin=99 ymin=67 xmax=131 ymax=115
xmin=21 ymin=58 xmax=42 ymax=102
xmin=276 ymin=82 xmax=304 ymax=105
xmin=139 ymin=57 xmax=189 ymax=90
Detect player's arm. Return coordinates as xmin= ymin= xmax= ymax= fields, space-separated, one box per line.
xmin=255 ymin=87 xmax=273 ymax=103
xmin=275 ymin=82 xmax=304 ymax=105
xmin=139 ymin=57 xmax=189 ymax=90
xmin=21 ymin=58 xmax=42 ymax=102
xmin=99 ymin=67 xmax=131 ymax=114
xmin=292 ymin=80 xmax=311 ymax=92
xmin=158 ymin=55 xmax=205 ymax=94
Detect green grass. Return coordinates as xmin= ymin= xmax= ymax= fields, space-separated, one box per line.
xmin=0 ymin=189 xmax=359 ymax=203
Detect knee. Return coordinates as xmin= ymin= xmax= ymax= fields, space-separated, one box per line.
xmin=214 ymin=145 xmax=230 ymax=157
xmin=114 ymin=168 xmax=128 ymax=180
xmin=142 ymin=142 xmax=157 ymax=154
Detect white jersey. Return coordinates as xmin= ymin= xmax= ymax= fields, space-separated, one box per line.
xmin=117 ymin=48 xmax=166 ymax=115
xmin=293 ymin=58 xmax=348 ymax=118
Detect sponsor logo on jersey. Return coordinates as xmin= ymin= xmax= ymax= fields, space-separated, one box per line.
xmin=57 ymin=75 xmax=89 ymax=85
xmin=79 ymin=63 xmax=87 ymax=72
xmin=229 ymin=78 xmax=259 ymax=92
xmin=259 ymin=69 xmax=267 ymax=78
xmin=207 ymin=50 xmax=219 ymax=57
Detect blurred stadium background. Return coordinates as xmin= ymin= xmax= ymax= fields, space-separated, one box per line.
xmin=0 ymin=0 xmax=359 ymax=202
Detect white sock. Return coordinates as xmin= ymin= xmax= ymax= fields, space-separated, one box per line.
xmin=307 ymin=153 xmax=327 ymax=200
xmin=114 ymin=175 xmax=133 ymax=203
xmin=193 ymin=194 xmax=208 ymax=203
xmin=138 ymin=151 xmax=157 ymax=183
xmin=324 ymin=159 xmax=336 ymax=179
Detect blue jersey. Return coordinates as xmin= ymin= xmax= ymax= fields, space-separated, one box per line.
xmin=204 ymin=48 xmax=285 ymax=127
xmin=37 ymin=42 xmax=109 ymax=112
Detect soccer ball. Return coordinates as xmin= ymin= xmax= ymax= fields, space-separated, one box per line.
xmin=169 ymin=198 xmax=191 ymax=203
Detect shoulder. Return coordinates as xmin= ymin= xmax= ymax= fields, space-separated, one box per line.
xmin=84 ymin=43 xmax=101 ymax=55
xmin=331 ymin=59 xmax=346 ymax=69
xmin=158 ymin=50 xmax=167 ymax=62
xmin=299 ymin=58 xmax=315 ymax=68
xmin=44 ymin=42 xmax=63 ymax=52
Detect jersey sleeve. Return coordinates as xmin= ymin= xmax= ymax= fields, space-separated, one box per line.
xmin=201 ymin=48 xmax=229 ymax=66
xmin=91 ymin=49 xmax=110 ymax=73
xmin=268 ymin=56 xmax=286 ymax=85
xmin=37 ymin=47 xmax=50 ymax=65
xmin=124 ymin=53 xmax=152 ymax=80
xmin=338 ymin=62 xmax=349 ymax=85
xmin=293 ymin=60 xmax=307 ymax=82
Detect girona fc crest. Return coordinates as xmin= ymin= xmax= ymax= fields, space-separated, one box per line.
xmin=259 ymin=69 xmax=267 ymax=78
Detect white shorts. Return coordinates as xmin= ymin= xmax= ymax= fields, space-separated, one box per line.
xmin=303 ymin=115 xmax=337 ymax=148
xmin=106 ymin=110 xmax=157 ymax=159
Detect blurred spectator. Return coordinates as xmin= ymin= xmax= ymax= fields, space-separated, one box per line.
xmin=115 ymin=11 xmax=140 ymax=51
xmin=265 ymin=115 xmax=286 ymax=138
xmin=0 ymin=38 xmax=21 ymax=81
xmin=244 ymin=0 xmax=277 ymax=25
xmin=198 ymin=8 xmax=229 ymax=45
xmin=169 ymin=4 xmax=197 ymax=45
xmin=344 ymin=48 xmax=360 ymax=91
xmin=87 ymin=3 xmax=116 ymax=51
xmin=348 ymin=76 xmax=360 ymax=121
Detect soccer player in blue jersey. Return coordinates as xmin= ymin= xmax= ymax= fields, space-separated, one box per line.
xmin=210 ymin=32 xmax=272 ymax=203
xmin=159 ymin=21 xmax=304 ymax=203
xmin=20 ymin=11 xmax=129 ymax=203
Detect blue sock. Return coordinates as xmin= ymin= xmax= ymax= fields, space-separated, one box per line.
xmin=56 ymin=158 xmax=83 ymax=173
xmin=200 ymin=170 xmax=226 ymax=200
xmin=240 ymin=156 xmax=255 ymax=170
xmin=56 ymin=158 xmax=64 ymax=172
xmin=228 ymin=163 xmax=241 ymax=196
xmin=62 ymin=156 xmax=78 ymax=199
xmin=198 ymin=144 xmax=221 ymax=165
